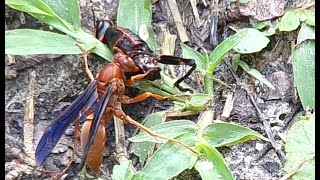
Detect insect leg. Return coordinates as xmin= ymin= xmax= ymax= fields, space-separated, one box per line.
xmin=158 ymin=55 xmax=196 ymax=92
xmin=119 ymin=92 xmax=190 ymax=104
xmin=52 ymin=120 xmax=81 ymax=180
xmin=112 ymin=108 xmax=201 ymax=156
xmin=76 ymin=43 xmax=95 ymax=81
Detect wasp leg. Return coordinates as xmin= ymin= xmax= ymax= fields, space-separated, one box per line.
xmin=124 ymin=68 xmax=161 ymax=86
xmin=119 ymin=92 xmax=190 ymax=104
xmin=158 ymin=55 xmax=196 ymax=92
xmin=76 ymin=43 xmax=95 ymax=82
xmin=52 ymin=120 xmax=81 ymax=180
xmin=112 ymin=108 xmax=201 ymax=156
xmin=80 ymin=166 xmax=95 ymax=180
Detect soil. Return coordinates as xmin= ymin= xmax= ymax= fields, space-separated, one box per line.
xmin=5 ymin=0 xmax=307 ymax=179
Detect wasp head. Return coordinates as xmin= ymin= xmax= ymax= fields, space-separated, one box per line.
xmin=94 ymin=20 xmax=114 ymax=42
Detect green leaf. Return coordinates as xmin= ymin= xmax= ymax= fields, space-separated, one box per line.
xmin=239 ymin=0 xmax=249 ymax=3
xmin=202 ymin=122 xmax=269 ymax=147
xmin=129 ymin=120 xmax=198 ymax=143
xmin=6 ymin=0 xmax=113 ymax=61
xmin=297 ymin=23 xmax=315 ymax=45
xmin=174 ymin=93 xmax=212 ymax=112
xmin=299 ymin=9 xmax=315 ymax=26
xmin=233 ymin=54 xmax=275 ymax=89
xmin=132 ymin=112 xmax=165 ymax=165
xmin=5 ymin=29 xmax=93 ymax=55
xmin=262 ymin=27 xmax=276 ymax=36
xmin=90 ymin=40 xmax=114 ymax=62
xmin=279 ymin=9 xmax=315 ymax=31
xmin=233 ymin=28 xmax=270 ymax=54
xmin=42 ymin=0 xmax=81 ymax=30
xmin=134 ymin=79 xmax=186 ymax=103
xmin=117 ymin=0 xmax=156 ymax=51
xmin=284 ymin=115 xmax=315 ymax=180
xmin=181 ymin=43 xmax=207 ymax=73
xmin=279 ymin=10 xmax=301 ymax=31
xmin=112 ymin=159 xmax=134 ymax=180
xmin=141 ymin=133 xmax=198 ymax=180
xmin=132 ymin=172 xmax=145 ymax=180
xmin=208 ymin=30 xmax=247 ymax=73
xmin=196 ymin=142 xmax=233 ymax=180
xmin=292 ymin=40 xmax=315 ymax=110
xmin=250 ymin=19 xmax=271 ymax=30
xmin=5 ymin=0 xmax=75 ymax=34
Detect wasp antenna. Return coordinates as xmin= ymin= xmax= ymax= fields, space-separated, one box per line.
xmin=90 ymin=0 xmax=97 ymax=27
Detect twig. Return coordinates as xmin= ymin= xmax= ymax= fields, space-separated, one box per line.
xmin=7 ymin=55 xmax=16 ymax=65
xmin=253 ymin=143 xmax=272 ymax=161
xmin=211 ymin=76 xmax=232 ymax=88
xmin=201 ymin=0 xmax=207 ymax=7
xmin=221 ymin=91 xmax=234 ymax=120
xmin=190 ymin=0 xmax=201 ymax=27
xmin=165 ymin=110 xmax=199 ymax=118
xmin=23 ymin=70 xmax=36 ymax=166
xmin=223 ymin=59 xmax=285 ymax=164
xmin=114 ymin=102 xmax=129 ymax=162
xmin=167 ymin=0 xmax=189 ymax=42
xmin=5 ymin=68 xmax=17 ymax=80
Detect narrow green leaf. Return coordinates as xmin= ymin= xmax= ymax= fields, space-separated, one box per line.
xmin=5 ymin=0 xmax=75 ymax=33
xmin=90 ymin=41 xmax=114 ymax=62
xmin=132 ymin=172 xmax=145 ymax=180
xmin=181 ymin=43 xmax=207 ymax=73
xmin=233 ymin=55 xmax=275 ymax=89
xmin=117 ymin=0 xmax=156 ymax=51
xmin=233 ymin=28 xmax=270 ymax=54
xmin=112 ymin=159 xmax=134 ymax=180
xmin=196 ymin=142 xmax=233 ymax=180
xmin=202 ymin=122 xmax=269 ymax=147
xmin=42 ymin=0 xmax=81 ymax=30
xmin=142 ymin=133 xmax=198 ymax=180
xmin=5 ymin=29 xmax=85 ymax=55
xmin=297 ymin=23 xmax=315 ymax=45
xmin=208 ymin=30 xmax=247 ymax=73
xmin=129 ymin=120 xmax=197 ymax=143
xmin=174 ymin=93 xmax=212 ymax=112
xmin=284 ymin=115 xmax=315 ymax=180
xmin=132 ymin=112 xmax=165 ymax=165
xmin=134 ymin=80 xmax=178 ymax=97
xmin=292 ymin=40 xmax=315 ymax=110
xmin=134 ymin=77 xmax=187 ymax=103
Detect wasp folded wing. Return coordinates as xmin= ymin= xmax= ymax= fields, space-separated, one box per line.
xmin=78 ymin=84 xmax=115 ymax=170
xmin=35 ymin=81 xmax=98 ymax=165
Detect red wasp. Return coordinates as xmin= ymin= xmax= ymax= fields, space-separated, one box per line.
xmin=35 ymin=54 xmax=200 ymax=179
xmin=94 ymin=20 xmax=196 ymax=92
xmin=35 ymin=15 xmax=199 ymax=178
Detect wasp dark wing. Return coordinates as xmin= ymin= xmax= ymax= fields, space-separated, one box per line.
xmin=78 ymin=84 xmax=115 ymax=170
xmin=35 ymin=81 xmax=98 ymax=165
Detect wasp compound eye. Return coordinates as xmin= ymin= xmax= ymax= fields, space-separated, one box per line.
xmin=95 ymin=21 xmax=110 ymax=42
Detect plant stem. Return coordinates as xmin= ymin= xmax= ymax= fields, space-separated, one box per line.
xmin=204 ymin=72 xmax=214 ymax=95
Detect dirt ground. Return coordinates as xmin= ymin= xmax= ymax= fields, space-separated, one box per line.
xmin=5 ymin=0 xmax=308 ymax=179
